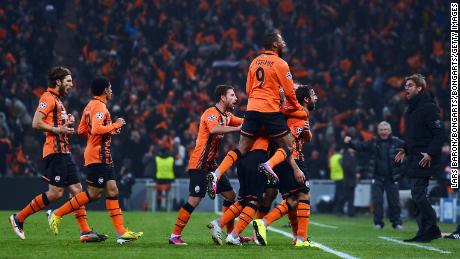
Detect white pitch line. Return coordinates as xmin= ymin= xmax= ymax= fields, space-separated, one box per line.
xmin=268 ymin=226 xmax=360 ymax=259
xmin=378 ymin=236 xmax=451 ymax=254
xmin=310 ymin=221 xmax=338 ymax=229
xmin=216 ymin=210 xmax=357 ymax=258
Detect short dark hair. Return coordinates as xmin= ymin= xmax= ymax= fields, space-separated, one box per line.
xmin=91 ymin=76 xmax=110 ymax=96
xmin=48 ymin=67 xmax=71 ymax=87
xmin=215 ymin=85 xmax=234 ymax=102
xmin=295 ymin=84 xmax=312 ymax=104
xmin=263 ymin=32 xmax=280 ymax=50
xmin=404 ymin=74 xmax=426 ymax=90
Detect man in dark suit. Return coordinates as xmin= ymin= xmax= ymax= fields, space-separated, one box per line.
xmin=395 ymin=74 xmax=445 ymax=243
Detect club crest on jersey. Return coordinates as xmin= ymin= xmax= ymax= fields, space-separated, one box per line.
xmin=296 ymin=127 xmax=303 ymax=135
xmin=39 ymin=102 xmax=46 ymax=109
xmin=286 ymin=72 xmax=292 ymax=80
xmin=208 ymin=115 xmax=216 ymax=121
xmin=95 ymin=112 xmax=104 ymax=119
xmin=194 ymin=185 xmax=200 ymax=193
xmin=55 ymin=176 xmax=61 ymax=182
xmin=98 ymin=177 xmax=104 ymax=184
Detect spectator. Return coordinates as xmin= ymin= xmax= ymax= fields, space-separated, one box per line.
xmin=0 ymin=0 xmax=450 ymax=180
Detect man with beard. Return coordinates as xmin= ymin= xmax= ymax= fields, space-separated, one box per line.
xmin=9 ymin=67 xmax=107 ymax=242
xmin=208 ymin=32 xmax=307 ymax=198
xmin=169 ymin=85 xmax=243 ymax=245
xmin=395 ymin=74 xmax=445 ymax=242
xmin=344 ymin=121 xmax=404 ymax=229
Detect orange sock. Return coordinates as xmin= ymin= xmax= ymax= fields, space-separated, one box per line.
xmin=288 ymin=210 xmax=298 ymax=236
xmin=17 ymin=193 xmax=49 ymax=222
xmin=256 ymin=206 xmax=270 ymax=219
xmin=233 ymin=203 xmax=257 ymax=235
xmin=297 ymin=200 xmax=310 ymax=241
xmin=73 ymin=206 xmax=92 ymax=233
xmin=55 ymin=191 xmax=90 ymax=217
xmin=220 ymin=201 xmax=243 ymax=228
xmin=264 ymin=200 xmax=288 ymax=227
xmin=267 ymin=148 xmax=287 ymax=169
xmin=222 ymin=200 xmax=237 ymax=233
xmin=173 ymin=203 xmax=194 ymax=235
xmin=217 ymin=150 xmax=239 ymax=180
xmin=106 ymin=197 xmax=126 ymax=235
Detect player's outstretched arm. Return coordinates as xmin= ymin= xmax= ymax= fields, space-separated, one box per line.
xmin=210 ymin=125 xmax=241 ymax=134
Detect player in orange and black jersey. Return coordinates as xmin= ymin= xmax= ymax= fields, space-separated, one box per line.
xmin=208 ymin=32 xmax=308 ymax=197
xmin=48 ymin=76 xmax=143 ymax=244
xmin=169 ymin=85 xmax=243 ymax=245
xmin=207 ymin=136 xmax=270 ymax=245
xmin=253 ymin=85 xmax=320 ymax=248
xmin=9 ymin=67 xmax=107 ymax=242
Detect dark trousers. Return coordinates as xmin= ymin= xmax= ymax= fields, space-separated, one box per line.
xmin=334 ymin=180 xmax=355 ymax=216
xmin=410 ymin=177 xmax=437 ymax=234
xmin=372 ymin=179 xmax=401 ymax=226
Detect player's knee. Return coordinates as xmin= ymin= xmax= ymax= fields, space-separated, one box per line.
xmin=223 ymin=190 xmax=236 ymax=202
xmin=187 ymin=196 xmax=201 ymax=207
xmin=106 ymin=186 xmax=119 ymax=198
xmin=47 ymin=188 xmax=64 ymax=201
xmin=286 ymin=197 xmax=298 ymax=209
xmin=298 ymin=192 xmax=310 ymax=201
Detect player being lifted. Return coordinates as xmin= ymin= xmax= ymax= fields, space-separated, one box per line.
xmin=253 ymin=85 xmax=319 ymax=247
xmin=169 ymin=85 xmax=243 ymax=245
xmin=208 ymin=32 xmax=307 ymax=198
xmin=48 ymin=77 xmax=143 ymax=244
xmin=9 ymin=67 xmax=107 ymax=242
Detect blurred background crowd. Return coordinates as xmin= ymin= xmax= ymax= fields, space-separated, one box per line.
xmin=0 ymin=0 xmax=451 ymax=195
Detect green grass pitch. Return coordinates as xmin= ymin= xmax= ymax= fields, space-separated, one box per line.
xmin=1 ymin=211 xmax=459 ymax=258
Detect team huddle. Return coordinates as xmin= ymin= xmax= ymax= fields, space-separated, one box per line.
xmin=170 ymin=32 xmax=319 ymax=247
xmin=9 ymin=32 xmax=318 ymax=247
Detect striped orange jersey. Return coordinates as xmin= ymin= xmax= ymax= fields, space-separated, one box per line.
xmin=35 ymin=87 xmax=71 ymax=158
xmin=288 ymin=112 xmax=311 ymax=161
xmin=78 ymin=96 xmax=122 ymax=165
xmin=188 ymin=106 xmax=243 ymax=171
xmin=246 ymin=50 xmax=303 ymax=113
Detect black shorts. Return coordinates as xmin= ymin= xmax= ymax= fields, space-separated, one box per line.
xmin=86 ymin=163 xmax=116 ymax=188
xmin=41 ymin=153 xmax=80 ymax=187
xmin=188 ymin=169 xmax=233 ymax=198
xmin=237 ymin=150 xmax=268 ymax=202
xmin=274 ymin=159 xmax=310 ymax=199
xmin=241 ymin=111 xmax=290 ymax=139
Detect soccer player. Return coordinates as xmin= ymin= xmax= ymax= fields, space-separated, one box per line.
xmin=208 ymin=32 xmax=307 ymax=198
xmin=8 ymin=67 xmax=106 ymax=242
xmin=169 ymin=85 xmax=243 ymax=245
xmin=207 ymin=137 xmax=269 ymax=245
xmin=48 ymin=76 xmax=143 ymax=244
xmin=253 ymin=85 xmax=319 ymax=247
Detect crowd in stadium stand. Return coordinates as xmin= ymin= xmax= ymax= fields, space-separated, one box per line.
xmin=0 ymin=1 xmax=451 ymax=189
